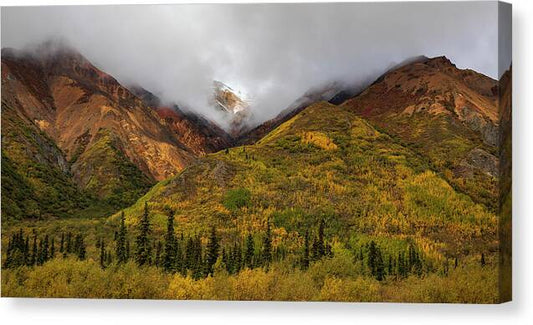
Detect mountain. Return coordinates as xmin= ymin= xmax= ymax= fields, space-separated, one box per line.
xmin=210 ymin=80 xmax=252 ymax=136
xmin=128 ymin=85 xmax=234 ymax=155
xmin=340 ymin=56 xmax=500 ymax=210
xmin=154 ymin=105 xmax=234 ymax=155
xmin=236 ymin=81 xmax=349 ymax=145
xmin=118 ymin=100 xmax=496 ymax=266
xmin=1 ymin=43 xmax=204 ymax=217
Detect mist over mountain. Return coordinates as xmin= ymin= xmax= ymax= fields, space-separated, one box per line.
xmin=1 ymin=2 xmax=509 ymax=131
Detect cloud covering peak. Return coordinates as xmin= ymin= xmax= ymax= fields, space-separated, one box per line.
xmin=1 ymin=2 xmax=505 ymax=128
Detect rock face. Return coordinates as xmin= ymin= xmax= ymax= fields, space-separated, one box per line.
xmin=1 ymin=42 xmax=209 ymax=213
xmin=154 ymin=105 xmax=234 ymax=155
xmin=211 ymin=80 xmax=252 ymax=137
xmin=128 ymin=84 xmax=235 ymax=155
xmin=341 ymin=56 xmax=501 ymax=209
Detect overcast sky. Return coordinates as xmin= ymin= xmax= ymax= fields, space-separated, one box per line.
xmin=1 ymin=2 xmax=509 ymax=128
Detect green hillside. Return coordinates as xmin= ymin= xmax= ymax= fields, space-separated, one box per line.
xmin=118 ymin=101 xmax=496 ymax=258
xmin=1 ymin=103 xmax=93 ymax=221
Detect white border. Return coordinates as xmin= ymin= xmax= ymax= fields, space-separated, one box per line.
xmin=1 ymin=1 xmax=531 ymax=324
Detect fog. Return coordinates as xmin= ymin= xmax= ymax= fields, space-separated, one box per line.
xmin=1 ymin=2 xmax=507 ymax=129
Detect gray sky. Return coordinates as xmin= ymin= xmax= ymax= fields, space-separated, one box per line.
xmin=1 ymin=2 xmax=507 ymax=128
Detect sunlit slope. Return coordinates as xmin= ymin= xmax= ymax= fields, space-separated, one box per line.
xmin=341 ymin=57 xmax=500 ymax=210
xmin=115 ymin=101 xmax=496 ymax=260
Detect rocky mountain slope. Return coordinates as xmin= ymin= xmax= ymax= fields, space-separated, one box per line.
xmin=1 ymin=43 xmax=204 ymax=217
xmin=341 ymin=56 xmax=500 ymax=210
xmin=128 ymin=85 xmax=234 ymax=155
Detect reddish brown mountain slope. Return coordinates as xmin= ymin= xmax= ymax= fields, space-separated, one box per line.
xmin=128 ymin=85 xmax=234 ymax=155
xmin=1 ymin=44 xmax=197 ymax=208
xmin=341 ymin=56 xmax=500 ymax=209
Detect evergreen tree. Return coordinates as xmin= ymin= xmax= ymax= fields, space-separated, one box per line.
xmin=397 ymin=251 xmax=406 ymax=278
xmin=116 ymin=211 xmax=128 ymax=264
xmin=302 ymin=230 xmax=310 ymax=269
xmin=106 ymin=250 xmax=113 ymax=265
xmin=367 ymin=241 xmax=382 ymax=280
xmin=155 ymin=241 xmax=162 ymax=267
xmin=3 ymin=230 xmax=28 ymax=268
xmin=175 ymin=237 xmax=184 ymax=275
xmin=126 ymin=239 xmax=130 ymax=261
xmin=192 ymin=236 xmax=204 ymax=279
xmin=24 ymin=235 xmax=30 ymax=265
xmin=407 ymin=243 xmax=423 ymax=276
xmin=31 ymin=234 xmax=37 ymax=266
xmin=136 ymin=202 xmax=152 ymax=266
xmin=163 ymin=209 xmax=177 ymax=272
xmin=244 ymin=233 xmax=255 ymax=268
xmin=60 ymin=233 xmax=65 ymax=254
xmin=37 ymin=238 xmax=44 ymax=265
xmin=100 ymin=239 xmax=106 ymax=269
xmin=205 ymin=226 xmax=219 ymax=276
xmin=443 ymin=258 xmax=450 ymax=276
xmin=75 ymin=234 xmax=86 ymax=260
xmin=261 ymin=220 xmax=272 ymax=267
xmin=311 ymin=219 xmax=326 ymax=261
xmin=50 ymin=237 xmax=55 ymax=258
xmin=66 ymin=232 xmax=73 ymax=254
xmin=233 ymin=241 xmax=242 ymax=273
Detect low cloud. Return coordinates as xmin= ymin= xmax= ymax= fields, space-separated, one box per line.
xmin=1 ymin=2 xmax=504 ymax=129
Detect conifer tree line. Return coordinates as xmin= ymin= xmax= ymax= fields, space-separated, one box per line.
xmin=3 ymin=204 xmax=336 ymax=275
xmin=6 ymin=203 xmax=484 ymax=281
xmin=3 ymin=229 xmax=87 ymax=268
xmin=352 ymin=240 xmax=427 ymax=281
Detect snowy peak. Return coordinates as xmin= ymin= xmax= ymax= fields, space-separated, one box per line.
xmin=212 ymin=80 xmax=249 ymax=114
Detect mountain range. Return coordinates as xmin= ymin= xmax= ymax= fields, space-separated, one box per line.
xmin=1 ymin=42 xmax=505 ymax=222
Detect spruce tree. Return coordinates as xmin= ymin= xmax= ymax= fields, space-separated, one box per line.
xmin=205 ymin=226 xmax=219 ymax=276
xmin=175 ymin=237 xmax=184 ymax=275
xmin=75 ymin=234 xmax=86 ymax=260
xmin=42 ymin=234 xmax=50 ymax=264
xmin=163 ymin=209 xmax=177 ymax=272
xmin=126 ymin=239 xmax=130 ymax=261
xmin=302 ymin=230 xmax=310 ymax=269
xmin=375 ymin=246 xmax=385 ymax=281
xmin=60 ymin=233 xmax=65 ymax=254
xmin=31 ymin=234 xmax=37 ymax=265
xmin=66 ymin=232 xmax=72 ymax=254
xmin=50 ymin=237 xmax=55 ymax=259
xmin=24 ymin=236 xmax=30 ymax=265
xmin=37 ymin=238 xmax=44 ymax=265
xmin=233 ymin=241 xmax=242 ymax=273
xmin=192 ymin=236 xmax=204 ymax=279
xmin=311 ymin=219 xmax=326 ymax=261
xmin=135 ymin=202 xmax=152 ymax=266
xmin=261 ymin=220 xmax=272 ymax=267
xmin=100 ymin=239 xmax=106 ymax=269
xmin=317 ymin=219 xmax=325 ymax=258
xmin=155 ymin=241 xmax=162 ymax=267
xmin=116 ymin=211 xmax=128 ymax=264
xmin=244 ymin=233 xmax=255 ymax=269
xmin=397 ymin=251 xmax=406 ymax=278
